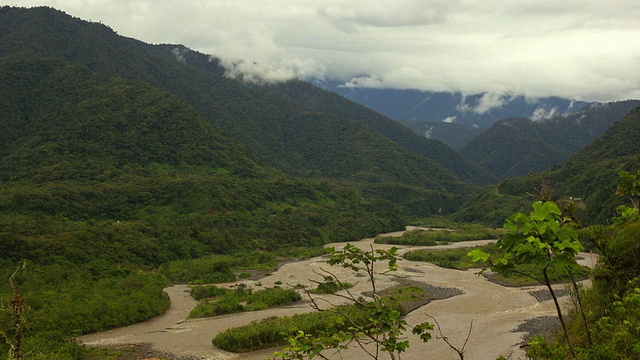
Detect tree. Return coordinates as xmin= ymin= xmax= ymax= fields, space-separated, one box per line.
xmin=468 ymin=200 xmax=584 ymax=358
xmin=273 ymin=244 xmax=435 ymax=360
xmin=617 ymin=170 xmax=640 ymax=210
xmin=1 ymin=263 xmax=29 ymax=360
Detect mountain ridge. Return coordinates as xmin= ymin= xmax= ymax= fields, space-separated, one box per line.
xmin=315 ymin=80 xmax=591 ymax=129
xmin=458 ymin=100 xmax=640 ymax=179
xmin=496 ymin=105 xmax=640 ymax=224
xmin=0 ymin=5 xmax=481 ymax=219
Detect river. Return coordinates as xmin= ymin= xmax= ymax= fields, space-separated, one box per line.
xmin=78 ymin=227 xmax=597 ymax=359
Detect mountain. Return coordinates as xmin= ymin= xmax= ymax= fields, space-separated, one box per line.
xmin=495 ymin=104 xmax=640 ymax=224
xmin=1 ymin=49 xmax=412 ymax=239
xmin=458 ymin=100 xmax=640 ymax=180
xmin=315 ymin=80 xmax=590 ymax=129
xmin=0 ymin=6 xmax=487 ymax=219
xmin=396 ymin=120 xmax=484 ymax=149
xmin=269 ymin=80 xmax=496 ymax=185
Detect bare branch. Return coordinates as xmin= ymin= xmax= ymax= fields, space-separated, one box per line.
xmin=426 ymin=314 xmax=471 ymax=360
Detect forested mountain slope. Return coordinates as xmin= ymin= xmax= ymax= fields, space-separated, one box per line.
xmin=0 ymin=8 xmax=488 ymax=353
xmin=459 ymin=100 xmax=640 ymax=179
xmin=0 ymin=51 xmax=411 ymax=251
xmin=396 ymin=120 xmax=484 ymax=149
xmin=498 ymin=105 xmax=640 ymax=224
xmin=269 ymin=80 xmax=496 ymax=185
xmin=0 ymin=29 xmax=415 ymax=346
xmin=0 ymin=6 xmax=486 ymax=200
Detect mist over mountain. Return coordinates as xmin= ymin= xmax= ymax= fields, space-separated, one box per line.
xmin=314 ymin=80 xmax=590 ymax=129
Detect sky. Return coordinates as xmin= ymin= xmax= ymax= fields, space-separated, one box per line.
xmin=8 ymin=0 xmax=640 ymax=102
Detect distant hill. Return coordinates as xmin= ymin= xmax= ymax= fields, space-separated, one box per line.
xmin=269 ymin=80 xmax=496 ymax=185
xmin=458 ymin=100 xmax=640 ymax=180
xmin=496 ymin=105 xmax=640 ymax=224
xmin=396 ymin=120 xmax=484 ymax=149
xmin=315 ymin=80 xmax=590 ymax=129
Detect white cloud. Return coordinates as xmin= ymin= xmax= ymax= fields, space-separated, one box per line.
xmin=531 ymin=107 xmax=559 ymax=122
xmin=317 ymin=0 xmax=455 ymax=30
xmin=171 ymin=47 xmax=187 ymax=64
xmin=458 ymin=93 xmax=511 ymax=115
xmin=12 ymin=0 xmax=640 ymax=101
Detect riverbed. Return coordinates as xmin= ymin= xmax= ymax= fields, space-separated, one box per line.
xmin=78 ymin=227 xmax=597 ymax=359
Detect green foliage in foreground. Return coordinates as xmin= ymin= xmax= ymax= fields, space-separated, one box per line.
xmin=375 ymin=226 xmax=504 ymax=246
xmin=189 ymin=286 xmax=301 ymax=318
xmin=404 ymin=244 xmax=590 ymax=285
xmin=468 ymin=199 xmax=586 ymax=358
xmin=531 ymin=186 xmax=640 ymax=358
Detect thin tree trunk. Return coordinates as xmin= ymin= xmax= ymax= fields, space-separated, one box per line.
xmin=543 ymin=267 xmax=576 ymax=359
xmin=568 ymin=268 xmax=592 ymax=346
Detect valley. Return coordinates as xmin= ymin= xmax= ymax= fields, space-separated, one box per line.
xmin=1 ymin=6 xmax=639 ymax=359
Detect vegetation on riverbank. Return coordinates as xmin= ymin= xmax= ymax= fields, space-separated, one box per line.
xmin=189 ymin=286 xmax=301 ymax=318
xmin=211 ymin=284 xmax=429 ymax=353
xmin=404 ymin=244 xmax=591 ymax=286
xmin=375 ymin=226 xmax=504 ymax=246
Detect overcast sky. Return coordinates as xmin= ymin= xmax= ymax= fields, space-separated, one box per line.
xmin=10 ymin=0 xmax=640 ymax=102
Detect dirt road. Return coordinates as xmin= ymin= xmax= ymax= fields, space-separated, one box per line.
xmin=79 ymin=227 xmax=597 ymax=359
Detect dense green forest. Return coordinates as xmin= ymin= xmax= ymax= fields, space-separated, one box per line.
xmin=0 ymin=5 xmax=486 ymax=220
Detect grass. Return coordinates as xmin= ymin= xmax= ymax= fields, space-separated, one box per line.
xmin=403 ymin=245 xmax=492 ymax=270
xmin=308 ymin=281 xmax=353 ymax=294
xmin=374 ymin=227 xmax=505 ymax=246
xmin=188 ymin=286 xmax=301 ymax=318
xmin=212 ymin=302 xmax=377 ymax=353
xmin=404 ymin=244 xmax=592 ymax=286
xmin=211 ymin=285 xmax=427 ymax=353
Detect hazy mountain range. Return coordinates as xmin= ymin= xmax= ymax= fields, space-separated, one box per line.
xmin=315 ymin=80 xmax=591 ymax=129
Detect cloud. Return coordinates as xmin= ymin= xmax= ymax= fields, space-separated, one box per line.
xmin=219 ymin=56 xmax=325 ymax=85
xmin=458 ymin=93 xmax=511 ymax=115
xmin=14 ymin=0 xmax=640 ymax=101
xmin=530 ymin=107 xmax=559 ymax=122
xmin=171 ymin=47 xmax=187 ymax=64
xmin=317 ymin=0 xmax=455 ymax=31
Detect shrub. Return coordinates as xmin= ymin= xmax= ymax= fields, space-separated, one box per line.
xmin=190 ymin=284 xmax=227 ymax=300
